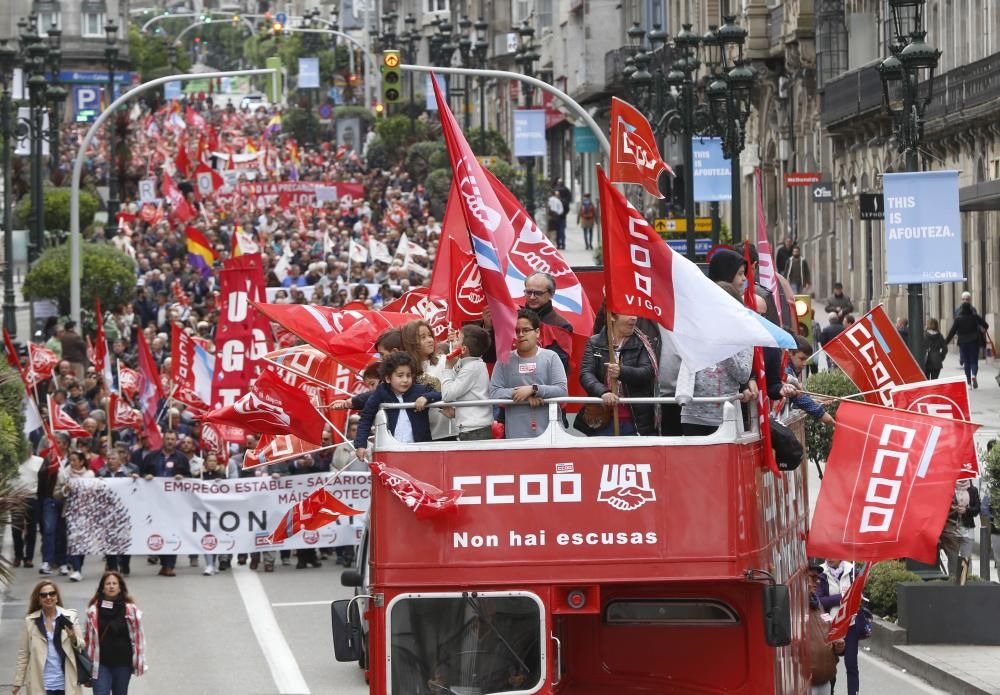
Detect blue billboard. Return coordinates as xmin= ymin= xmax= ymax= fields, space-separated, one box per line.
xmin=692 ymin=137 xmax=731 ymax=202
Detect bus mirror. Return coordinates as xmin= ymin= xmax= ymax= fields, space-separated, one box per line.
xmin=763 ymin=584 xmax=792 ymax=647
xmin=331 ymin=599 xmax=362 ymax=662
xmin=341 ymin=570 xmax=363 ymax=588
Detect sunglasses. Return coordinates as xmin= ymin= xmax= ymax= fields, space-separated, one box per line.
xmin=39 ymin=591 xmax=57 ymax=598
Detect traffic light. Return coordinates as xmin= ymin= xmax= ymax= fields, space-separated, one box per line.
xmin=272 ymin=22 xmax=284 ymax=34
xmin=794 ymin=294 xmax=813 ymax=345
xmin=382 ymin=50 xmax=402 ymax=103
xmin=374 ymin=103 xmax=384 ymax=115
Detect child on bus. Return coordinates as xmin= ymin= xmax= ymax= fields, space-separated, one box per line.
xmin=353 ymin=352 xmax=441 ymax=460
xmin=441 ymin=324 xmax=493 ymax=441
xmin=786 ymin=336 xmax=835 ymax=426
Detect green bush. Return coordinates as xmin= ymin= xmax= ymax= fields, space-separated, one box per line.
xmin=0 ymin=364 xmax=28 ymax=477
xmin=866 ymin=560 xmax=923 ymax=620
xmin=803 ymin=370 xmax=859 ymax=463
xmin=15 ymin=188 xmax=99 ymax=233
xmin=365 ymin=136 xmax=391 ymax=172
xmin=467 ymin=128 xmax=512 ymax=158
xmin=405 ymin=142 xmax=448 ymax=183
xmin=22 ymin=242 xmax=137 ymax=315
xmin=375 ymin=115 xmax=418 ymax=164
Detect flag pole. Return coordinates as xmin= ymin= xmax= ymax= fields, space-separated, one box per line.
xmin=605 ymin=309 xmax=620 ymax=436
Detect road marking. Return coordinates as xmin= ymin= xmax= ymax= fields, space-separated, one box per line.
xmin=233 ymin=567 xmax=311 ymax=694
xmin=272 ymin=600 xmax=335 ymax=607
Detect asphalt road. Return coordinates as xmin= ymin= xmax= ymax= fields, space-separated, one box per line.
xmin=0 ymin=554 xmax=946 ymax=695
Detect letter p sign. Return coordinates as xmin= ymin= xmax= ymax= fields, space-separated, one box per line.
xmin=74 ymin=86 xmax=101 ymax=122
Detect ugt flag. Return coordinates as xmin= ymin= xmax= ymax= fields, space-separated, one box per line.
xmin=609 ymin=97 xmax=672 ymax=198
xmin=597 ymin=167 xmax=794 ymax=372
xmin=807 ymin=400 xmax=980 ymax=564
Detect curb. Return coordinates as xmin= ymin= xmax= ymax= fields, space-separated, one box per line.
xmin=869 ymin=617 xmax=993 ymax=695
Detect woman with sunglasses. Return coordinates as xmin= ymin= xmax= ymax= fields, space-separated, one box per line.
xmin=13 ymin=580 xmax=87 ymax=695
xmin=83 ymin=571 xmax=147 ymax=695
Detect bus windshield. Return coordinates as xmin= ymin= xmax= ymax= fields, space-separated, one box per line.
xmin=389 ymin=594 xmax=544 ymax=695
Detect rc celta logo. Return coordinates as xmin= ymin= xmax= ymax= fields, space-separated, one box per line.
xmin=598 ymin=464 xmax=656 ymax=511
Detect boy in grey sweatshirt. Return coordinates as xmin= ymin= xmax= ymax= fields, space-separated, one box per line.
xmin=488 ymin=309 xmax=569 ymax=439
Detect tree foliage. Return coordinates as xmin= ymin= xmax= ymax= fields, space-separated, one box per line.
xmin=365 ymin=137 xmax=391 ymax=171
xmin=283 ymin=107 xmax=322 ymax=146
xmin=127 ymin=24 xmax=192 ymax=82
xmin=15 ymin=188 xmax=98 ymax=233
xmin=405 ymin=142 xmax=449 ymax=183
xmin=375 ymin=115 xmax=429 ymax=165
xmin=0 ymin=364 xmax=28 ymax=477
xmin=468 ymin=128 xmax=512 ymax=159
xmin=803 ymin=370 xmax=859 ymax=463
xmin=22 ymin=243 xmax=137 ymax=315
xmin=424 ymin=169 xmax=453 ymax=220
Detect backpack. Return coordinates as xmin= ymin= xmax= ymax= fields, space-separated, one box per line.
xmin=580 ymin=199 xmax=595 ymax=221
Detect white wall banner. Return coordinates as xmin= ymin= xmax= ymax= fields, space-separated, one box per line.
xmin=65 ymin=472 xmax=370 ymax=555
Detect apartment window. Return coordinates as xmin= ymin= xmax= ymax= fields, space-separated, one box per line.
xmin=645 ymin=0 xmax=666 ymax=28
xmin=816 ymin=0 xmax=848 ymax=87
xmin=82 ymin=11 xmax=106 ymax=37
xmin=425 ymin=0 xmax=448 ymax=13
xmin=33 ymin=2 xmax=62 ymax=34
xmin=537 ymin=0 xmax=553 ymax=30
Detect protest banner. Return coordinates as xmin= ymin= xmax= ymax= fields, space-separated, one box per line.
xmin=693 ymin=137 xmax=732 ymax=202
xmin=882 ymin=170 xmax=963 ymax=283
xmin=64 ymin=472 xmax=370 ymax=555
xmin=212 ymin=255 xmax=270 ymax=408
xmin=225 ymin=181 xmax=366 ymax=208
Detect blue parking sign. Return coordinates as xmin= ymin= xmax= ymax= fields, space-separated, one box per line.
xmin=73 ymin=85 xmax=102 ymax=122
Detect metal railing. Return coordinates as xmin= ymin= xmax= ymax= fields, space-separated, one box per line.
xmin=378 ymin=396 xmax=743 ymax=410
xmin=819 ymin=62 xmax=883 ymax=128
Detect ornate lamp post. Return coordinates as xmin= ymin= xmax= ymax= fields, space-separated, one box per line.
xmin=20 ymin=15 xmax=52 ymax=263
xmin=516 ymin=20 xmax=540 ymax=216
xmin=878 ymin=0 xmax=940 ymax=359
xmin=456 ymin=15 xmax=473 ymax=130
xmin=1 ymin=40 xmax=17 ymax=335
xmin=707 ymin=14 xmax=756 ymax=245
xmin=404 ymin=13 xmax=419 ymax=129
xmin=474 ymin=18 xmax=489 ymax=151
xmin=104 ymin=19 xmax=120 ymax=239
xmin=45 ymin=23 xmax=65 ymax=184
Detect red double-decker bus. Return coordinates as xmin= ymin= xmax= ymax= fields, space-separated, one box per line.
xmin=334 ymin=398 xmax=811 ymax=694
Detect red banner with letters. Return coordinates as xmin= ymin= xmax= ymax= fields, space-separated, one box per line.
xmin=822 ymin=305 xmax=925 ymax=406
xmin=891 ymin=377 xmax=979 ymax=479
xmin=807 ymin=401 xmax=980 ymax=564
xmin=226 ymin=181 xmax=365 ymax=208
xmin=212 ymin=254 xmax=271 ymax=408
xmin=609 ymin=97 xmax=671 ymax=198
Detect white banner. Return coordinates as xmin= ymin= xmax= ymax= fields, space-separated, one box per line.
xmin=65 ymin=473 xmax=370 ymax=556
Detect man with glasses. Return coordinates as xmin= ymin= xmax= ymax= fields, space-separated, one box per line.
xmin=484 ymin=272 xmax=574 ymax=373
xmin=489 ymin=309 xmax=568 ymax=439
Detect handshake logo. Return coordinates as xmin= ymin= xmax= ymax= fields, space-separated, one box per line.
xmin=597 ymin=464 xmax=656 ymax=511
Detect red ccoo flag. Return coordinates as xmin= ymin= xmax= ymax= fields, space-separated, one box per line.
xmin=821 ymin=305 xmax=925 ymax=407
xmin=135 ymin=330 xmax=164 ymax=449
xmin=369 ymin=461 xmax=463 ymax=519
xmin=807 ymin=400 xmax=980 ymax=564
xmin=108 ymin=392 xmax=143 ymax=430
xmin=609 ymin=97 xmax=672 ymax=198
xmin=265 ymin=487 xmax=363 ymax=544
xmin=430 ymin=72 xmax=518 ymax=361
xmin=203 ymin=368 xmax=327 ymax=445
xmin=161 ymin=172 xmax=195 ymax=223
xmin=93 ymin=298 xmax=114 ymax=388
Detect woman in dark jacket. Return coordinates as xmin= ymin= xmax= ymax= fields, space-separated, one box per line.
xmin=946 ymin=304 xmax=989 ymax=388
xmin=578 ymin=313 xmax=658 ymax=436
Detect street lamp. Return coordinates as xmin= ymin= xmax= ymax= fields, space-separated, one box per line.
xmin=707 ymin=14 xmax=756 ymax=245
xmin=878 ymin=0 xmax=940 ymax=360
xmin=20 ymin=14 xmax=53 ymax=264
xmin=474 ymin=18 xmax=490 ymax=152
xmin=1 ymin=40 xmax=17 ymax=335
xmin=403 ymin=13 xmax=419 ymax=130
xmin=104 ymin=19 xmax=120 ymax=239
xmin=45 ymin=23 xmax=65 ymax=185
xmin=516 ymin=20 xmax=540 ymax=217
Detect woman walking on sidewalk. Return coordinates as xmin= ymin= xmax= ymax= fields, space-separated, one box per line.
xmin=947 ymin=304 xmax=989 ymax=388
xmin=13 ymin=580 xmax=87 ymax=695
xmin=84 ymin=571 xmax=147 ymax=695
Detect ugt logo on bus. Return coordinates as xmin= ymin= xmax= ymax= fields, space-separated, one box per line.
xmin=598 ymin=464 xmax=656 ymax=511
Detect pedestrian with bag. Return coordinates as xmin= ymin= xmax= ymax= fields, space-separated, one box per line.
xmin=83 ymin=571 xmax=147 ymax=695
xmin=576 ymin=193 xmax=597 ymax=250
xmin=923 ymin=318 xmax=948 ymax=379
xmin=816 ymin=559 xmax=870 ymax=695
xmin=946 ymin=303 xmax=989 ymax=388
xmin=808 ymin=561 xmax=845 ymax=695
xmin=12 ymin=580 xmax=88 ymax=695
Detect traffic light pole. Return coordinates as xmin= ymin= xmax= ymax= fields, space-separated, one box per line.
xmin=400 ymin=64 xmax=610 ymax=161
xmin=69 ymin=68 xmax=278 ymax=326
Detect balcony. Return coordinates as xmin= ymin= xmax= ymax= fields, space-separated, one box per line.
xmin=821 ymin=51 xmax=1000 ymax=131
xmin=604 ymin=45 xmax=639 ymax=92
xmin=819 ymin=62 xmax=883 ymax=129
